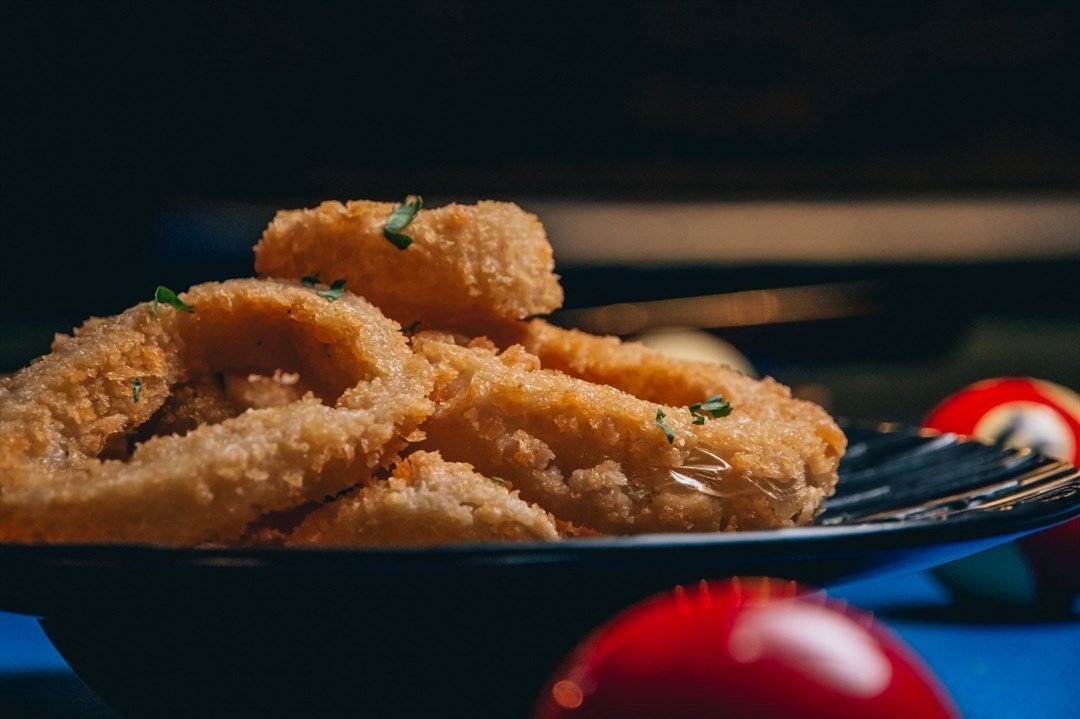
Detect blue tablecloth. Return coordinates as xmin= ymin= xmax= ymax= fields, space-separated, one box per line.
xmin=2 ymin=571 xmax=1077 ymax=718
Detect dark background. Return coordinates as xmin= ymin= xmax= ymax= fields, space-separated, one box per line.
xmin=0 ymin=6 xmax=1078 ymax=716
xmin=3 ymin=0 xmax=1078 ymax=421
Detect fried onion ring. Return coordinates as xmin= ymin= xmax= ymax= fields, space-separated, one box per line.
xmin=254 ymin=199 xmax=563 ymax=326
xmin=288 ymin=450 xmax=561 ymax=546
xmin=0 ymin=278 xmax=432 ymax=545
xmin=413 ymin=334 xmax=841 ymax=534
xmin=481 ymin=319 xmax=847 ymax=453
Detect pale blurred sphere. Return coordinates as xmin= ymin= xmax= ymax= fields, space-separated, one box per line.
xmin=636 ymin=327 xmax=756 ymax=377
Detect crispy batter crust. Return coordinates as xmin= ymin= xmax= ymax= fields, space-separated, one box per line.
xmin=289 ymin=450 xmax=560 ymax=546
xmin=483 ymin=318 xmax=847 ymax=455
xmin=409 ymin=320 xmax=845 ymax=496
xmin=0 ymin=279 xmax=433 ymax=545
xmin=413 ymin=334 xmax=842 ymax=533
xmin=255 ymin=200 xmax=563 ymax=326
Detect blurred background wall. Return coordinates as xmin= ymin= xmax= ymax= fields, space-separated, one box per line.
xmin=3 ymin=0 xmax=1078 ymax=423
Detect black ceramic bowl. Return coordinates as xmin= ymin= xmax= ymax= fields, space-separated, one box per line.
xmin=1 ymin=423 xmax=1078 ymax=718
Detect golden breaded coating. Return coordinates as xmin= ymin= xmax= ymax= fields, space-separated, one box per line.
xmin=0 ymin=279 xmax=433 ymax=545
xmin=254 ymin=200 xmax=564 ymax=327
xmin=473 ymin=318 xmax=847 ymax=458
xmin=413 ymin=334 xmax=842 ymax=533
xmin=289 ymin=451 xmax=560 ymax=546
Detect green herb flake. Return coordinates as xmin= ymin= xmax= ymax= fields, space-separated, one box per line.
xmin=401 ymin=320 xmax=421 ymax=335
xmin=491 ymin=476 xmax=506 ymax=484
xmin=655 ymin=408 xmax=675 ymax=444
xmin=383 ymin=195 xmax=423 ymax=250
xmin=316 ymin=278 xmax=347 ymax=302
xmin=301 ymin=273 xmax=320 ymax=286
xmin=132 ymin=377 xmax=142 ymax=402
xmin=689 ymin=394 xmax=732 ymax=422
xmin=152 ymin=285 xmax=194 ymax=317
xmin=691 ymin=414 xmax=705 ymax=425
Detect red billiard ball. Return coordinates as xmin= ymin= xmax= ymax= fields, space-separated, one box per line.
xmin=925 ymin=378 xmax=1079 ymax=463
xmin=534 ymin=578 xmax=959 ymax=719
xmin=925 ymin=378 xmax=1080 ymax=609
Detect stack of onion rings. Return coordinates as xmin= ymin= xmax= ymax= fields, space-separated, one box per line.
xmin=1 ymin=198 xmax=845 ymax=546
xmin=412 ymin=333 xmax=839 ymax=533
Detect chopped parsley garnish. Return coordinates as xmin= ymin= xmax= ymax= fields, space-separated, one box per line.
xmin=491 ymin=476 xmax=506 ymax=484
xmin=316 ymin=278 xmax=347 ymax=302
xmin=383 ymin=195 xmax=423 ymax=250
xmin=655 ymin=408 xmax=675 ymax=444
xmin=132 ymin=377 xmax=142 ymax=402
xmin=301 ymin=274 xmax=346 ymax=301
xmin=689 ymin=394 xmax=732 ymax=423
xmin=401 ymin=320 xmax=421 ymax=335
xmin=152 ymin=285 xmax=194 ymax=317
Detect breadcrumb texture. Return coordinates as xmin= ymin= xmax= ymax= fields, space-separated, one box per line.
xmin=0 ymin=279 xmax=433 ymax=545
xmin=289 ymin=451 xmax=560 ymax=546
xmin=479 ymin=318 xmax=846 ymax=471
xmin=255 ymin=200 xmax=563 ymax=326
xmin=414 ymin=334 xmax=843 ymax=533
